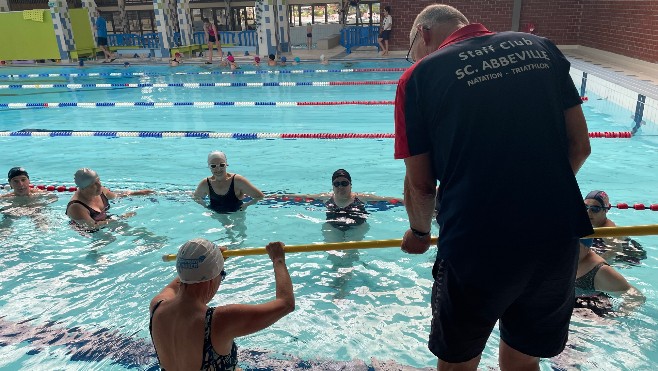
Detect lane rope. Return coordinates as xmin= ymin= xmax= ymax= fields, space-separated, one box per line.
xmin=0 ymin=100 xmax=394 ymax=109
xmin=0 ymin=68 xmax=408 ymax=80
xmin=0 ymin=80 xmax=399 ymax=90
xmin=160 ymin=224 xmax=658 ymax=261
xmin=0 ymin=130 xmax=632 ymax=139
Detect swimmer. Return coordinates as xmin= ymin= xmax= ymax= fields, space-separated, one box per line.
xmin=253 ymin=56 xmax=261 ymax=67
xmin=319 ymin=54 xmax=328 ymax=65
xmin=280 ymin=169 xmax=400 ymax=231
xmin=267 ymin=54 xmax=277 ymax=67
xmin=292 ymin=56 xmax=301 ymax=65
xmin=170 ymin=52 xmax=182 ymax=67
xmin=279 ymin=56 xmax=287 ymax=66
xmin=66 ymin=168 xmax=154 ymax=231
xmin=1 ymin=167 xmax=56 ymax=232
xmin=227 ymin=54 xmax=239 ymax=70
xmin=193 ymin=151 xmax=264 ymax=213
xmin=150 ymin=239 xmax=294 ymax=370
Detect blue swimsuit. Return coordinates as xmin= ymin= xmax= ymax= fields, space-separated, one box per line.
xmin=150 ymin=300 xmax=238 ymax=370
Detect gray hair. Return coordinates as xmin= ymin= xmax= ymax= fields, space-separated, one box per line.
xmin=409 ymin=4 xmax=469 ymax=43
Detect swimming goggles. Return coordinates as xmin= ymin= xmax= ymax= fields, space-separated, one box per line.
xmin=209 ymin=164 xmax=227 ymax=168
xmin=333 ymin=181 xmax=350 ymax=187
xmin=585 ymin=205 xmax=607 ymax=213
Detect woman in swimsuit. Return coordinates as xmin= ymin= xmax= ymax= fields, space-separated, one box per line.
xmin=66 ymin=168 xmax=153 ymax=231
xmin=150 ymin=239 xmax=294 ymax=371
xmin=193 ymin=151 xmax=264 ymax=213
xmin=203 ymin=18 xmax=223 ymax=64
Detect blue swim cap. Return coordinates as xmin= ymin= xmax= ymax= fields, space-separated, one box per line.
xmin=294 ymin=57 xmax=300 ymax=62
xmin=281 ymin=56 xmax=287 ymax=62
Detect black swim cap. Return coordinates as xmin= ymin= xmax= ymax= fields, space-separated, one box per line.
xmin=332 ymin=169 xmax=351 ymax=182
xmin=8 ymin=167 xmax=28 ymax=181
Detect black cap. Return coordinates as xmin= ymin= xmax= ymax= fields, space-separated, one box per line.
xmin=8 ymin=167 xmax=29 ymax=182
xmin=332 ymin=169 xmax=351 ymax=182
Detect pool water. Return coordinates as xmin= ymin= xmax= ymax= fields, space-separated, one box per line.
xmin=1 ymin=61 xmax=657 ymax=370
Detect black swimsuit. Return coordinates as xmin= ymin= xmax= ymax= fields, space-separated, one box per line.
xmin=149 ymin=300 xmax=238 ymax=371
xmin=207 ymin=176 xmax=243 ymax=213
xmin=575 ymin=262 xmax=609 ymax=292
xmin=325 ymin=196 xmax=368 ymax=231
xmin=66 ymin=193 xmax=110 ymax=222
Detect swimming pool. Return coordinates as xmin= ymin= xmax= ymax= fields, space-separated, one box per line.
xmin=1 ymin=60 xmax=657 ymax=370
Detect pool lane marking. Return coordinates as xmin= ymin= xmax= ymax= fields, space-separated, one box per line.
xmin=0 ymin=100 xmax=395 ymax=109
xmin=0 ymin=80 xmax=399 ymax=90
xmin=0 ymin=68 xmax=408 ymax=80
xmin=0 ymin=131 xmax=633 ymax=139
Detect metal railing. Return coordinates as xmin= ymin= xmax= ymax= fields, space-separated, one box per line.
xmin=106 ymin=30 xmax=256 ymax=49
xmin=340 ymin=25 xmax=380 ymax=54
xmin=107 ymin=33 xmax=160 ymax=49
xmin=193 ymin=30 xmax=257 ymax=46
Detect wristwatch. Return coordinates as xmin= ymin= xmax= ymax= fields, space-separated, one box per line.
xmin=410 ymin=227 xmax=430 ymax=238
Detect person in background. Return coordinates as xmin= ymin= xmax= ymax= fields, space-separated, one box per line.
xmin=193 ymin=151 xmax=264 ymax=213
xmin=395 ymin=4 xmax=591 ymax=369
xmin=150 ymin=239 xmax=294 ymax=370
xmin=306 ymin=23 xmax=313 ymax=50
xmin=66 ymin=168 xmax=154 ymax=231
xmin=203 ymin=18 xmax=223 ymax=64
xmin=267 ymin=54 xmax=277 ymax=67
xmin=1 ymin=167 xmax=55 ymax=233
xmin=94 ymin=11 xmax=115 ymax=63
xmin=170 ymin=52 xmax=182 ymax=67
xmin=378 ymin=6 xmax=393 ymax=56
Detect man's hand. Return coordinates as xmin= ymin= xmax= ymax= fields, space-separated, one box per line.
xmin=401 ymin=229 xmax=431 ymax=254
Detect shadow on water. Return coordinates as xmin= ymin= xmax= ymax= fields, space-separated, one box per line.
xmin=0 ymin=316 xmax=433 ymax=370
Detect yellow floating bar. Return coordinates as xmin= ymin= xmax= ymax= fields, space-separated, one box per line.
xmin=161 ymin=224 xmax=658 ymax=262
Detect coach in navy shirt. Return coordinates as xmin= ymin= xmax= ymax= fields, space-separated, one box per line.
xmin=394 ymin=4 xmax=592 ymax=370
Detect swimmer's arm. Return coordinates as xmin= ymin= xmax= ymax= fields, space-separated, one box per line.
xmin=149 ymin=276 xmax=180 ymax=314
xmin=193 ymin=179 xmax=209 ymax=207
xmin=236 ymin=176 xmax=264 ymax=210
xmin=270 ymin=192 xmax=330 ymax=201
xmin=355 ymin=193 xmax=403 ymax=203
xmin=564 ymin=105 xmax=591 ymax=174
xmin=110 ymin=188 xmax=155 ymax=198
xmin=66 ymin=203 xmax=111 ymax=230
xmin=594 ymin=265 xmax=645 ymax=314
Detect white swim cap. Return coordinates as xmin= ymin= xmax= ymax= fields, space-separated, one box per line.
xmin=208 ymin=151 xmax=227 ymax=164
xmin=176 ymin=238 xmax=225 ymax=284
xmin=74 ymin=168 xmax=99 ymax=189
xmin=320 ymin=54 xmax=326 ymax=61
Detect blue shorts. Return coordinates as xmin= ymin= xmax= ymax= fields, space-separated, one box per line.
xmin=429 ymin=239 xmax=579 ymax=362
xmin=96 ymin=37 xmax=108 ymax=46
xmin=379 ymin=30 xmax=391 ymax=41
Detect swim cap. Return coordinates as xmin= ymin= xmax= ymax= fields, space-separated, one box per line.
xmin=281 ymin=56 xmax=287 ymax=62
xmin=320 ymin=54 xmax=326 ymax=61
xmin=74 ymin=168 xmax=99 ymax=189
xmin=8 ymin=167 xmax=28 ymax=182
xmin=585 ymin=190 xmax=610 ymax=208
xmin=227 ymin=51 xmax=232 ymax=56
xmin=176 ymin=238 xmax=224 ymax=284
xmin=208 ymin=151 xmax=227 ymax=164
xmin=254 ymin=56 xmax=261 ymax=63
xmin=174 ymin=52 xmax=182 ymax=58
xmin=294 ymin=57 xmax=300 ymax=63
xmin=244 ymin=51 xmax=250 ymax=56
xmin=268 ymin=54 xmax=275 ymax=61
xmin=332 ymin=169 xmax=351 ymax=182
xmin=227 ymin=55 xmax=235 ymax=63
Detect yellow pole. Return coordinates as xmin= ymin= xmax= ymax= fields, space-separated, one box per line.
xmin=161 ymin=224 xmax=658 ymax=262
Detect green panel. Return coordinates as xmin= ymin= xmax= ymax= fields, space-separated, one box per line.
xmin=70 ymin=8 xmax=94 ymax=51
xmin=0 ymin=10 xmax=61 ymax=61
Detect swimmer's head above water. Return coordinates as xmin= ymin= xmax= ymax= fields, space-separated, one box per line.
xmin=74 ymin=168 xmax=99 ymax=189
xmin=176 ymin=238 xmax=225 ymax=284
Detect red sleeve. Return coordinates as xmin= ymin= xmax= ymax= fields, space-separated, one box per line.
xmin=394 ymin=68 xmax=414 ymax=159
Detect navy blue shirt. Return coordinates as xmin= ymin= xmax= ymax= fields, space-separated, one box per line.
xmin=96 ymin=16 xmax=108 ymax=37
xmin=395 ymin=24 xmax=592 ymax=257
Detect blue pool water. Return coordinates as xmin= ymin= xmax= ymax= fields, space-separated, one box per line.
xmin=1 ymin=61 xmax=658 ymax=370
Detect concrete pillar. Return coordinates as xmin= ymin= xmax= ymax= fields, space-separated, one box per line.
xmin=153 ymin=0 xmax=178 ymax=56
xmin=257 ymin=0 xmax=290 ymax=56
xmin=177 ymin=0 xmax=194 ymax=46
xmin=0 ymin=0 xmax=10 ymax=13
xmin=48 ymin=0 xmax=76 ymax=61
xmin=117 ymin=0 xmax=130 ymax=33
